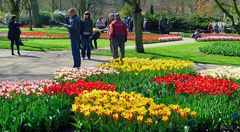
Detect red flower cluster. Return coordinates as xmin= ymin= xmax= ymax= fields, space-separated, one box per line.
xmin=151 ymin=74 xmax=239 ymax=95
xmin=44 ymin=80 xmax=115 ymax=96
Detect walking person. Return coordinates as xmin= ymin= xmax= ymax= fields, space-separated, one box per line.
xmin=8 ymin=15 xmax=21 ymax=55
xmin=91 ymin=28 xmax=101 ymax=50
xmin=108 ymin=13 xmax=128 ymax=59
xmin=128 ymin=17 xmax=134 ymax=32
xmin=108 ymin=13 xmax=115 ymax=54
xmin=63 ymin=8 xmax=81 ymax=68
xmin=81 ymin=11 xmax=93 ymax=60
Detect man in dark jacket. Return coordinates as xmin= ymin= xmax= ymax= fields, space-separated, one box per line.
xmin=108 ymin=13 xmax=128 ymax=59
xmin=8 ymin=15 xmax=21 ymax=55
xmin=81 ymin=11 xmax=93 ymax=60
xmin=63 ymin=8 xmax=81 ymax=68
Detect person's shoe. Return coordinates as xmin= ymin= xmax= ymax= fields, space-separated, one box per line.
xmin=12 ymin=53 xmax=15 ymax=55
xmin=88 ymin=57 xmax=91 ymax=60
xmin=82 ymin=57 xmax=86 ymax=60
xmin=17 ymin=52 xmax=21 ymax=56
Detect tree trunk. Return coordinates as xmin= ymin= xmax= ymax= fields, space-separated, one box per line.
xmin=29 ymin=9 xmax=33 ymax=31
xmin=59 ymin=0 xmax=62 ymax=10
xmin=52 ymin=0 xmax=57 ymax=12
xmin=9 ymin=0 xmax=21 ymax=18
xmin=133 ymin=11 xmax=144 ymax=53
xmin=31 ymin=0 xmax=41 ymax=27
xmin=0 ymin=0 xmax=2 ymax=12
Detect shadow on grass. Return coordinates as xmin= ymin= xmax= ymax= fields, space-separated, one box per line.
xmin=144 ymin=52 xmax=187 ymax=60
xmin=23 ymin=45 xmax=47 ymax=51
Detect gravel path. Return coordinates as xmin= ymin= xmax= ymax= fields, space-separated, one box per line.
xmin=0 ymin=50 xmax=111 ymax=81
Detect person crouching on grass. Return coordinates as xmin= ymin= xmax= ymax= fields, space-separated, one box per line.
xmin=81 ymin=11 xmax=93 ymax=60
xmin=63 ymin=8 xmax=81 ymax=68
xmin=91 ymin=28 xmax=101 ymax=50
xmin=108 ymin=13 xmax=128 ymax=59
xmin=8 ymin=15 xmax=21 ymax=55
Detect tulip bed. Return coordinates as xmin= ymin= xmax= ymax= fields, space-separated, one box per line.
xmin=0 ymin=57 xmax=240 ymax=131
xmin=0 ymin=32 xmax=69 ymax=39
xmin=100 ymin=33 xmax=183 ymax=44
xmin=0 ymin=32 xmax=183 ymax=44
xmin=199 ymin=41 xmax=240 ymax=57
xmin=200 ymin=66 xmax=240 ymax=81
xmin=197 ymin=34 xmax=240 ymax=41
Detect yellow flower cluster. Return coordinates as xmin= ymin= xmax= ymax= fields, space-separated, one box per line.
xmin=98 ymin=58 xmax=194 ymax=74
xmin=72 ymin=90 xmax=196 ymax=125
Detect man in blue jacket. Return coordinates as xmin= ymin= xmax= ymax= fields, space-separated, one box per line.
xmin=63 ymin=8 xmax=81 ymax=68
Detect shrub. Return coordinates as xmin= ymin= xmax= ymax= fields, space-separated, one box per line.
xmin=40 ymin=11 xmax=52 ymax=25
xmin=119 ymin=4 xmax=132 ymax=17
xmin=51 ymin=10 xmax=67 ymax=25
xmin=199 ymin=41 xmax=240 ymax=56
xmin=3 ymin=13 xmax=12 ymax=25
xmin=144 ymin=13 xmax=221 ymax=33
xmin=0 ymin=12 xmax=4 ymax=22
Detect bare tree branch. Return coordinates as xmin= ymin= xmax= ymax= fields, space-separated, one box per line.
xmin=233 ymin=0 xmax=240 ymax=17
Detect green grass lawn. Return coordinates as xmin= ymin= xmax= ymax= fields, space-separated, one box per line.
xmin=0 ymin=39 xmax=135 ymax=51
xmin=94 ymin=42 xmax=240 ymax=66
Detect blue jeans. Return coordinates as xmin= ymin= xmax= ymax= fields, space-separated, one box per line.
xmin=81 ymin=35 xmax=91 ymax=58
xmin=70 ymin=37 xmax=81 ymax=68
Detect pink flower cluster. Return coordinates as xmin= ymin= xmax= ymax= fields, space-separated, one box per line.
xmin=54 ymin=67 xmax=119 ymax=82
xmin=0 ymin=32 xmax=69 ymax=39
xmin=197 ymin=34 xmax=240 ymax=41
xmin=0 ymin=80 xmax=57 ymax=98
xmin=159 ymin=36 xmax=183 ymax=41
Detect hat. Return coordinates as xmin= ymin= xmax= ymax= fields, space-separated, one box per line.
xmin=115 ymin=13 xmax=121 ymax=21
xmin=109 ymin=13 xmax=114 ymax=17
xmin=84 ymin=11 xmax=91 ymax=16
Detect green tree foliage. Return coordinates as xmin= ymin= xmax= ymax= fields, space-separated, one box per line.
xmin=120 ymin=4 xmax=132 ymax=17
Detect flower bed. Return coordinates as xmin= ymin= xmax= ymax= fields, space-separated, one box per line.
xmin=53 ymin=67 xmax=119 ymax=83
xmin=98 ymin=57 xmax=194 ymax=74
xmin=1 ymin=58 xmax=240 ymax=131
xmin=72 ymin=90 xmax=196 ymax=131
xmin=159 ymin=36 xmax=182 ymax=42
xmin=200 ymin=67 xmax=240 ymax=80
xmin=100 ymin=33 xmax=182 ymax=43
xmin=0 ymin=31 xmax=183 ymax=42
xmin=0 ymin=80 xmax=56 ymax=98
xmin=197 ymin=34 xmax=240 ymax=41
xmin=44 ymin=80 xmax=115 ymax=96
xmin=0 ymin=32 xmax=69 ymax=39
xmin=151 ymin=74 xmax=239 ymax=95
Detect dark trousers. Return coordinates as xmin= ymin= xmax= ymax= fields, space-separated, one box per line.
xmin=91 ymin=32 xmax=100 ymax=49
xmin=81 ymin=35 xmax=91 ymax=58
xmin=128 ymin=26 xmax=133 ymax=32
xmin=70 ymin=37 xmax=81 ymax=68
xmin=10 ymin=38 xmax=20 ymax=54
xmin=111 ymin=36 xmax=125 ymax=59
